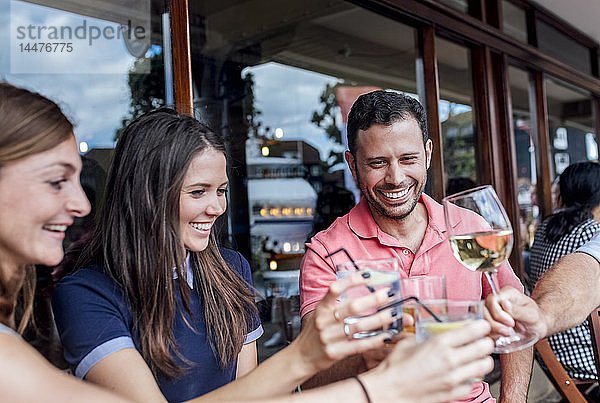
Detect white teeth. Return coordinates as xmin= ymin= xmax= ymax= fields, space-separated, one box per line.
xmin=44 ymin=224 xmax=67 ymax=232
xmin=190 ymin=223 xmax=211 ymax=230
xmin=382 ymin=188 xmax=410 ymax=199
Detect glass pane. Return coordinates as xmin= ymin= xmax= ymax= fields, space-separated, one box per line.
xmin=508 ymin=66 xmax=539 ymax=276
xmin=545 ymin=77 xmax=598 ymax=186
xmin=437 ymin=0 xmax=468 ymax=13
xmin=1 ymin=0 xmax=165 ymax=362
xmin=436 ymin=37 xmax=477 ymax=195
xmin=537 ymin=19 xmax=591 ymax=74
xmin=189 ymin=0 xmax=418 ymax=355
xmin=502 ymin=0 xmax=527 ymax=43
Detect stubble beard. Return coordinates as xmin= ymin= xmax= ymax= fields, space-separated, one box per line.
xmin=356 ymin=169 xmax=427 ymax=221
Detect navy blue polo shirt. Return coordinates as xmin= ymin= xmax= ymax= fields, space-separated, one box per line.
xmin=52 ymin=248 xmax=263 ymax=402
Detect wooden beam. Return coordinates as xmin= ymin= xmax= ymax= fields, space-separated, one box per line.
xmin=418 ymin=25 xmax=445 ymax=201
xmin=170 ymin=0 xmax=193 ymax=115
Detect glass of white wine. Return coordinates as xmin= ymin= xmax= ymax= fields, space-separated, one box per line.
xmin=443 ymin=185 xmax=538 ymax=353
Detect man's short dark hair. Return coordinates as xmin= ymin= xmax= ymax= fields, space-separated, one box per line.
xmin=346 ymin=90 xmax=429 ymax=156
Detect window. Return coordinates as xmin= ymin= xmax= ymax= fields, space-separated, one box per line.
xmin=545 ymin=76 xmax=597 ymax=184
xmin=502 ymin=1 xmax=527 ymax=43
xmin=508 ymin=66 xmax=539 ymax=262
xmin=2 ymin=0 xmax=165 ymax=243
xmin=436 ymin=37 xmax=477 ymax=195
xmin=537 ymin=20 xmax=591 ymax=74
xmin=189 ymin=0 xmax=420 ymax=353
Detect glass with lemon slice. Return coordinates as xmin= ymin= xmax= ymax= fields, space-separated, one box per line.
xmin=415 ymin=300 xmax=485 ymax=343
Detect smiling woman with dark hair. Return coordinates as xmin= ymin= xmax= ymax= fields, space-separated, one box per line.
xmin=52 ymin=109 xmax=263 ymax=400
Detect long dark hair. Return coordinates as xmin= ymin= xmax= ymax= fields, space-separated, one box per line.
xmin=545 ymin=161 xmax=600 ymax=243
xmin=0 ymin=82 xmax=74 ymax=333
xmin=77 ymin=108 xmax=256 ymax=378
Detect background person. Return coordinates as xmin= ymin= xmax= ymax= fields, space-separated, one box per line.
xmin=528 ymin=161 xmax=600 ymax=381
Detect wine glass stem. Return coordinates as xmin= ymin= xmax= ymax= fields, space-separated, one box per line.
xmin=484 ymin=271 xmax=499 ymax=294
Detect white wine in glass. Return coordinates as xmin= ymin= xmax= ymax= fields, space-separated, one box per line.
xmin=443 ymin=185 xmax=538 ymax=353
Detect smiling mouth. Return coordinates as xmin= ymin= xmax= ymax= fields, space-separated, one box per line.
xmin=380 ymin=185 xmax=413 ymax=200
xmin=190 ymin=223 xmax=211 ymax=231
xmin=43 ymin=224 xmax=68 ymax=232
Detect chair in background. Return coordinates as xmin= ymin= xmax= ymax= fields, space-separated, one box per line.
xmin=534 ymin=339 xmax=588 ymax=403
xmin=587 ymin=307 xmax=600 ymax=385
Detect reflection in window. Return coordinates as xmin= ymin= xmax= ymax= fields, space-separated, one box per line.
xmin=537 ymin=20 xmax=591 ymax=74
xmin=502 ymin=1 xmax=527 ymax=43
xmin=545 ymin=77 xmax=597 ymax=182
xmin=436 ymin=37 xmax=476 ymax=195
xmin=0 ymin=0 xmax=164 ymax=367
xmin=189 ymin=0 xmax=418 ymax=353
xmin=508 ymin=66 xmax=539 ymax=272
xmin=437 ymin=0 xmax=468 ymax=13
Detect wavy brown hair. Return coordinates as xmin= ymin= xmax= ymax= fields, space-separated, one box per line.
xmin=0 ymin=82 xmax=74 ymax=333
xmin=76 ymin=109 xmax=256 ymax=378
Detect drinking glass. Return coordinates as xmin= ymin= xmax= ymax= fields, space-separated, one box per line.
xmin=336 ymin=258 xmax=400 ymax=339
xmin=415 ymin=300 xmax=485 ymax=343
xmin=400 ymin=276 xmax=446 ymax=333
xmin=443 ymin=185 xmax=538 ymax=353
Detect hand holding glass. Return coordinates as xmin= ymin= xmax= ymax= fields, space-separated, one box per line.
xmin=443 ymin=185 xmax=538 ymax=353
xmin=336 ymin=258 xmax=400 ymax=338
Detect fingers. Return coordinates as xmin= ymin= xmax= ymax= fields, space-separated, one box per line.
xmin=485 ymin=288 xmax=517 ymax=326
xmin=329 ymin=333 xmax=391 ymax=361
xmin=346 ymin=310 xmax=398 ymax=336
xmin=323 ymin=272 xmax=369 ymax=306
xmin=440 ymin=356 xmax=495 ymax=402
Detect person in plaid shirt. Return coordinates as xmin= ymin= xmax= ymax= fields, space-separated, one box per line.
xmin=529 ymin=162 xmax=600 ymax=380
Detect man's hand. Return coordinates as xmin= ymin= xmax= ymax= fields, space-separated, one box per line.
xmin=485 ymin=286 xmax=548 ymax=340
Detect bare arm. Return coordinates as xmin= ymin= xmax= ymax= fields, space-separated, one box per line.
xmin=498 ymin=347 xmax=532 ymax=403
xmin=236 ymin=341 xmax=257 ymax=378
xmin=211 ymin=321 xmax=494 ymax=403
xmin=486 ymin=252 xmax=600 ymax=339
xmin=532 ymin=252 xmax=600 ymax=336
xmin=0 ymin=334 xmax=129 ymax=403
xmin=300 ymin=311 xmax=366 ymax=389
xmin=85 ymin=348 xmax=166 ymax=402
xmin=200 ymin=274 xmax=395 ymax=401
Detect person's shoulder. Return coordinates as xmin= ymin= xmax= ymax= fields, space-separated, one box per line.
xmin=57 ymin=263 xmax=113 ymax=288
xmin=311 ymin=213 xmax=352 ymax=243
xmin=219 ymin=248 xmax=249 ymax=271
xmin=54 ymin=263 xmax=124 ymax=306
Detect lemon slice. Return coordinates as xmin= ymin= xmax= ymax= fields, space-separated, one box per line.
xmin=364 ymin=270 xmax=398 ymax=287
xmin=422 ymin=320 xmax=471 ymax=335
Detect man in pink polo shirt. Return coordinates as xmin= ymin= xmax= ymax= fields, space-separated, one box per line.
xmin=300 ymin=90 xmax=531 ymax=402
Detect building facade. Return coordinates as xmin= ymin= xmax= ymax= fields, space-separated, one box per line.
xmin=4 ymin=0 xmax=599 ymax=284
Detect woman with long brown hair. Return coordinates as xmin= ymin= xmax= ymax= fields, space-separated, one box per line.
xmin=0 ymin=82 xmax=129 ymax=401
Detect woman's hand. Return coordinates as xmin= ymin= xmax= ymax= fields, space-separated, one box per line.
xmin=292 ymin=272 xmax=398 ymax=376
xmin=362 ymin=320 xmax=494 ymax=403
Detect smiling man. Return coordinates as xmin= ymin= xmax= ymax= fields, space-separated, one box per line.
xmin=299 ymin=91 xmax=530 ymax=402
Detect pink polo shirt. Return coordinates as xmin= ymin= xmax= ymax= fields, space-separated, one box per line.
xmin=299 ymin=194 xmax=524 ymax=403
xmin=300 ymin=193 xmax=523 ymax=316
